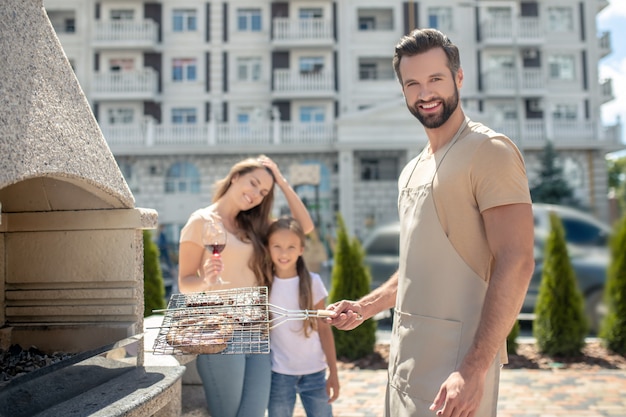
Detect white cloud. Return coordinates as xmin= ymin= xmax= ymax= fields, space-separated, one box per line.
xmin=600 ymin=57 xmax=626 ymax=127
xmin=598 ymin=0 xmax=626 ymax=22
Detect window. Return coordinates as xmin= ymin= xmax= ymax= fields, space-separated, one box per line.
xmin=357 ymin=8 xmax=393 ymax=30
xmin=548 ymin=7 xmax=573 ymax=32
xmin=548 ymin=55 xmax=575 ymax=80
xmin=64 ymin=18 xmax=75 ymax=33
xmin=110 ymin=9 xmax=134 ymax=20
xmin=428 ymin=7 xmax=452 ymax=32
xmin=172 ymin=58 xmax=197 ymax=82
xmin=359 ymin=58 xmax=394 ymax=80
xmin=109 ymin=58 xmax=135 ymax=72
xmin=552 ymin=104 xmax=577 ymax=120
xmin=237 ymin=8 xmax=262 ymax=32
xmin=107 ymin=108 xmax=134 ymax=124
xmin=299 ymin=106 xmax=325 ymax=123
xmin=172 ymin=108 xmax=197 ymax=124
xmin=236 ymin=57 xmax=262 ymax=81
xmin=165 ymin=162 xmax=201 ymax=194
xmin=360 ymin=158 xmax=398 ymax=181
xmin=299 ymin=57 xmax=324 ymax=74
xmin=173 ymin=9 xmax=197 ymax=32
xmin=299 ymin=8 xmax=322 ymax=19
xmin=358 ymin=17 xmax=375 ymax=30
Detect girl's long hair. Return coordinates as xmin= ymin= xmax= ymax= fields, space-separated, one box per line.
xmin=266 ymin=216 xmax=318 ymax=336
xmin=212 ymin=155 xmax=275 ymax=287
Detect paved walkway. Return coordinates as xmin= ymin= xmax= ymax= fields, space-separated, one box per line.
xmin=181 ymin=367 xmax=626 ymax=417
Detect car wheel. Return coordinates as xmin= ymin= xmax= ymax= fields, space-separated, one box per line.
xmin=585 ymin=288 xmax=606 ymax=335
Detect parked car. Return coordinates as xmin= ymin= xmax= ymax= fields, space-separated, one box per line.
xmin=361 ymin=204 xmax=611 ymax=333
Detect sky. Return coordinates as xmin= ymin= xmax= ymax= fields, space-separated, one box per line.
xmin=598 ymin=0 xmax=626 ymax=150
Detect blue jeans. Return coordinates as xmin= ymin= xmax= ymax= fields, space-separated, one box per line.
xmin=268 ymin=369 xmax=333 ymax=417
xmin=196 ymin=353 xmax=271 ymax=417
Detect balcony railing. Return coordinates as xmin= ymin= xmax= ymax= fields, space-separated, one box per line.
xmin=598 ymin=31 xmax=611 ymax=58
xmin=93 ymin=19 xmax=159 ymax=47
xmin=491 ymin=119 xmax=601 ymax=146
xmin=101 ymin=120 xmax=336 ymax=150
xmin=482 ymin=68 xmax=544 ymax=92
xmin=481 ymin=16 xmax=543 ymax=42
xmin=272 ymin=18 xmax=333 ymax=43
xmin=92 ymin=68 xmax=158 ymax=99
xmin=273 ymin=69 xmax=335 ymax=94
xmin=600 ymin=78 xmax=614 ymax=103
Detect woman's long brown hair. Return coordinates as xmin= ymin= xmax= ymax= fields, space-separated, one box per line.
xmin=212 ymin=155 xmax=275 ymax=287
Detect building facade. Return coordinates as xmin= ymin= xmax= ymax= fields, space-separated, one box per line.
xmin=44 ymin=0 xmax=623 ymax=246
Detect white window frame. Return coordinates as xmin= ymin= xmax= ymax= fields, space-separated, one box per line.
xmin=110 ymin=9 xmax=134 ymax=20
xmin=428 ymin=7 xmax=453 ymax=32
xmin=107 ymin=108 xmax=134 ymax=125
xmin=299 ymin=106 xmax=325 ymax=123
xmin=547 ymin=7 xmax=574 ymax=33
xmin=171 ymin=108 xmax=197 ymax=124
xmin=172 ymin=58 xmax=197 ymax=82
xmin=237 ymin=8 xmax=262 ymax=32
xmin=173 ymin=9 xmax=197 ymax=32
xmin=552 ymin=104 xmax=577 ymax=120
xmin=236 ymin=57 xmax=262 ymax=81
xmin=299 ymin=57 xmax=324 ymax=74
xmin=548 ymin=55 xmax=575 ymax=80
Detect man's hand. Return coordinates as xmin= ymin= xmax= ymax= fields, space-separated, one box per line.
xmin=325 ymin=300 xmax=364 ymax=330
xmin=429 ymin=371 xmax=484 ymax=417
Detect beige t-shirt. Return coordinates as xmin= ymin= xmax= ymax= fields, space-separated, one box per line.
xmin=179 ymin=206 xmax=258 ymax=288
xmin=399 ymin=120 xmax=532 ymax=282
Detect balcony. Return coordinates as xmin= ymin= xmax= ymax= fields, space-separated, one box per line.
xmin=92 ymin=19 xmax=159 ymax=49
xmin=490 ymin=119 xmax=601 ymax=148
xmin=480 ymin=16 xmax=544 ymax=44
xmin=600 ymin=78 xmax=614 ymax=104
xmin=272 ymin=18 xmax=334 ymax=46
xmin=91 ymin=68 xmax=159 ymax=100
xmin=598 ymin=31 xmax=611 ymax=58
xmin=272 ymin=69 xmax=335 ymax=98
xmin=100 ymin=120 xmax=336 ymax=154
xmin=482 ymin=68 xmax=544 ymax=94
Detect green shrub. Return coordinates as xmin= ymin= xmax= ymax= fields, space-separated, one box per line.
xmin=328 ymin=213 xmax=376 ymax=360
xmin=600 ymin=214 xmax=626 ymax=355
xmin=533 ymin=212 xmax=587 ymax=357
xmin=144 ymin=229 xmax=166 ymax=317
xmin=507 ymin=319 xmax=520 ymax=355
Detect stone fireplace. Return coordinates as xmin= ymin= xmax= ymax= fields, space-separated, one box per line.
xmin=0 ymin=1 xmax=184 ymax=415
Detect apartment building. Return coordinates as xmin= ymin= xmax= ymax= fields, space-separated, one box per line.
xmin=44 ymin=0 xmax=623 ymax=246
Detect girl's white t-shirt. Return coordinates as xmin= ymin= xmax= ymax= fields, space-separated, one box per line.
xmin=269 ymin=272 xmax=328 ymax=375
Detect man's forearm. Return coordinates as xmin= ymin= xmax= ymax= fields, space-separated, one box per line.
xmin=358 ymin=271 xmax=399 ymax=320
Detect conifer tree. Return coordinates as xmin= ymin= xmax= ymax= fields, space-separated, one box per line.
xmin=530 ymin=141 xmax=577 ymax=206
xmin=600 ymin=214 xmax=626 ymax=355
xmin=144 ymin=229 xmax=166 ymax=317
xmin=328 ymin=214 xmax=376 ymax=360
xmin=533 ymin=212 xmax=587 ymax=356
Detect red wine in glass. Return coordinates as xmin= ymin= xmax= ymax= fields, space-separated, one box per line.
xmin=205 ymin=243 xmax=226 ymax=255
xmin=202 ymin=220 xmax=228 ymax=284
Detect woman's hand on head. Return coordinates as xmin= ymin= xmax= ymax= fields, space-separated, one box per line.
xmin=258 ymin=156 xmax=284 ymax=183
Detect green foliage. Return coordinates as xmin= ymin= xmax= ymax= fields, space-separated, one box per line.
xmin=607 ymin=156 xmax=626 ymax=214
xmin=533 ymin=213 xmax=587 ymax=357
xmin=144 ymin=229 xmax=166 ymax=317
xmin=328 ymin=213 xmax=377 ymax=360
xmin=600 ymin=214 xmax=626 ymax=354
xmin=530 ymin=141 xmax=577 ymax=206
xmin=507 ymin=320 xmax=520 ymax=355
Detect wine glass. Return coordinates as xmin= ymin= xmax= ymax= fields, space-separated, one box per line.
xmin=202 ymin=219 xmax=228 ymax=285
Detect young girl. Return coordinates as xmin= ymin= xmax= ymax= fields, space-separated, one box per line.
xmin=266 ymin=217 xmax=339 ymax=417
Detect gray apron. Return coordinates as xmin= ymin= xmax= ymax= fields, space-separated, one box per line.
xmin=386 ymin=119 xmax=501 ymax=416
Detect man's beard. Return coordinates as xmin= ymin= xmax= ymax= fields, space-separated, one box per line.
xmin=407 ymin=85 xmax=459 ymax=129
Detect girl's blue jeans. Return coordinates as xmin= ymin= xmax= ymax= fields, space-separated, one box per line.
xmin=268 ymin=369 xmax=333 ymax=417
